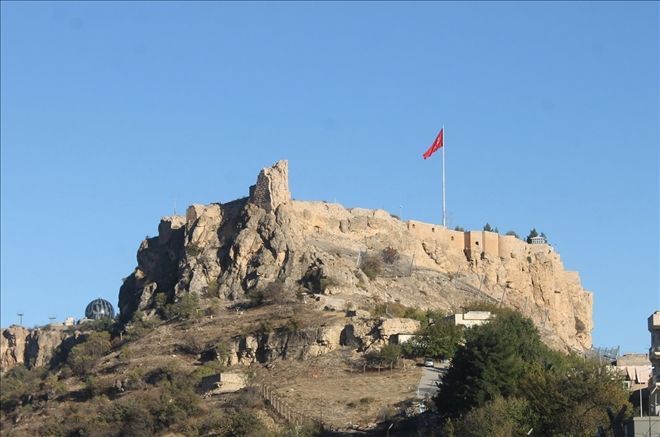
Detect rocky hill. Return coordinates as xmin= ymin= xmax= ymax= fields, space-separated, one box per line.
xmin=118 ymin=160 xmax=592 ymax=352
xmin=2 ymin=160 xmax=593 ymax=376
xmin=0 ymin=160 xmax=598 ymax=435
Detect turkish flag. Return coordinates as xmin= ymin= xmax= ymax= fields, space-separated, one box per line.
xmin=422 ymin=128 xmax=444 ymax=159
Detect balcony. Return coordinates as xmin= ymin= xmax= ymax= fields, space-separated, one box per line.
xmin=650 ymin=346 xmax=660 ymax=360
xmin=649 ymin=312 xmax=660 ymax=332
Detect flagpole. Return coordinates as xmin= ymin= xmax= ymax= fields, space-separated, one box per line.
xmin=442 ymin=125 xmax=446 ymax=227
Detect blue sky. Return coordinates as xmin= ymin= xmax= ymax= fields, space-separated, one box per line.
xmin=1 ymin=2 xmax=658 ymax=353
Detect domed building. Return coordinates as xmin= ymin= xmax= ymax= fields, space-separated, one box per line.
xmin=85 ymin=298 xmax=115 ymax=320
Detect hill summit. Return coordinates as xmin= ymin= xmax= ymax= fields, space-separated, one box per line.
xmin=119 ymin=160 xmax=592 ymax=352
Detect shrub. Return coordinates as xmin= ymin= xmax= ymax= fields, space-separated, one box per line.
xmin=319 ymin=276 xmax=339 ymax=292
xmin=235 ymin=386 xmax=263 ymax=409
xmin=361 ymin=254 xmax=383 ymax=280
xmin=379 ymin=344 xmax=402 ymax=370
xmin=381 ymin=247 xmax=401 ymax=265
xmin=205 ymin=279 xmax=220 ymax=297
xmin=186 ymin=243 xmax=203 ymax=257
xmin=66 ymin=331 xmax=112 ymax=376
xmin=360 ymin=397 xmax=375 ymax=405
xmin=402 ymin=322 xmax=462 ymax=360
xmin=450 ymin=396 xmax=531 ymax=437
xmin=261 ymin=280 xmax=291 ymax=304
xmin=161 ymin=293 xmax=200 ymax=320
xmin=0 ymin=366 xmax=48 ymax=413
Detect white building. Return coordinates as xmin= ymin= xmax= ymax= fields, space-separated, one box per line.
xmin=447 ymin=311 xmax=492 ymax=328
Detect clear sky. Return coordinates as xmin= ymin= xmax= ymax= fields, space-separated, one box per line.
xmin=1 ymin=2 xmax=658 ymax=353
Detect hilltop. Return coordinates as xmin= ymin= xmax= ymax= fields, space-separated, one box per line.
xmin=0 ymin=160 xmax=595 ymax=435
xmin=118 ymin=160 xmax=592 ymax=351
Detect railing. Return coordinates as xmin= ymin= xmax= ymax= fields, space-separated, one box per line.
xmin=258 ymin=383 xmax=329 ymax=430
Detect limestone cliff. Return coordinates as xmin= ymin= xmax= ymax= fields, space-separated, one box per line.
xmin=0 ymin=325 xmax=77 ymax=373
xmin=118 ymin=160 xmax=593 ymax=352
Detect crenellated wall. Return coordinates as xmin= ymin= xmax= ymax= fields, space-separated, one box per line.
xmin=407 ymin=220 xmax=555 ymax=262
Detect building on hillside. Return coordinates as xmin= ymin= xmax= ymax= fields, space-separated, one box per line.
xmin=392 ymin=334 xmax=420 ymax=345
xmin=446 ymin=311 xmax=492 ymax=328
xmin=648 ymin=311 xmax=660 ymax=415
xmin=529 ymin=236 xmax=547 ymax=244
xmin=614 ymin=354 xmax=652 ymax=392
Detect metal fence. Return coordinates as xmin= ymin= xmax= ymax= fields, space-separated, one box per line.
xmin=258 ymin=383 xmax=328 ymax=430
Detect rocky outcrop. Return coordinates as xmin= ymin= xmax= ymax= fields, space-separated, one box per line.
xmin=1 ymin=326 xmax=29 ymax=372
xmin=1 ymin=326 xmax=76 ymax=374
xmin=118 ymin=160 xmax=593 ymax=352
xmin=249 ymin=160 xmax=291 ymax=212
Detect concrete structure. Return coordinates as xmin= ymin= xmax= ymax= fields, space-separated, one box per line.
xmin=393 ymin=334 xmax=419 ymax=345
xmin=613 ymin=354 xmax=651 ymax=392
xmin=447 ymin=311 xmax=492 ymax=328
xmin=623 ymin=416 xmax=660 ymax=436
xmin=648 ymin=311 xmax=660 ymax=415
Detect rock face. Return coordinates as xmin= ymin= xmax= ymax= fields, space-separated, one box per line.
xmin=117 ymin=160 xmax=593 ymax=351
xmin=1 ymin=326 xmax=75 ymax=373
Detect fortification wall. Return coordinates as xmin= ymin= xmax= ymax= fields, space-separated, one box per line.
xmin=499 ymin=235 xmax=526 ymax=259
xmin=482 ymin=231 xmax=499 ymax=258
xmin=407 ymin=221 xmax=464 ymax=252
xmin=405 ymin=219 xmax=556 ymax=262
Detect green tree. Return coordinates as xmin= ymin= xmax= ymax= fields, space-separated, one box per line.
xmin=436 ymin=311 xmax=544 ymax=417
xmin=521 ymin=357 xmax=630 ymax=436
xmin=483 ymin=223 xmax=500 ymax=233
xmin=526 ymin=228 xmax=539 ymax=243
xmin=403 ymin=322 xmax=463 ymax=360
xmin=449 ymin=396 xmax=533 ymax=437
xmin=379 ymin=343 xmax=402 ymax=370
xmin=435 ymin=309 xmax=631 ymax=435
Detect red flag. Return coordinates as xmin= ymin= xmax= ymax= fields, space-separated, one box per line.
xmin=422 ymin=128 xmax=444 ymax=159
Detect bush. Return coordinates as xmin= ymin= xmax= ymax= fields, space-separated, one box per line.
xmin=205 ymin=279 xmax=219 ymax=297
xmin=361 ymin=254 xmax=383 ymax=280
xmin=381 ymin=247 xmax=401 ymax=265
xmin=450 ymin=396 xmax=532 ymax=437
xmin=66 ymin=331 xmax=112 ymax=376
xmin=0 ymin=366 xmax=48 ymax=413
xmin=435 ymin=310 xmax=631 ymax=435
xmin=402 ymin=322 xmax=462 ymax=360
xmin=261 ymin=280 xmax=291 ymax=304
xmin=248 ymin=280 xmax=293 ymax=306
xmin=161 ymin=293 xmax=200 ymax=320
xmin=379 ymin=344 xmax=402 ymax=370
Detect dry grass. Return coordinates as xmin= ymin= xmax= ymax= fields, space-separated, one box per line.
xmin=262 ymin=350 xmax=421 ymax=429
